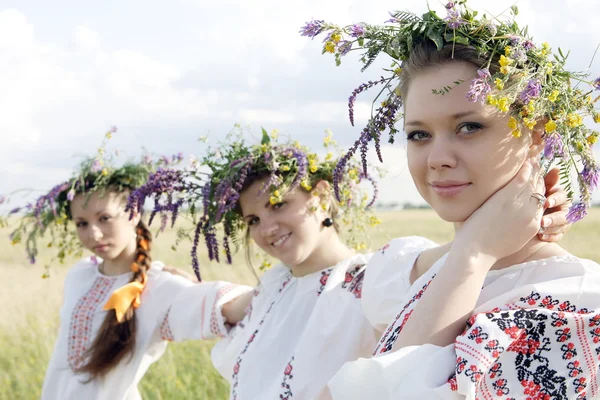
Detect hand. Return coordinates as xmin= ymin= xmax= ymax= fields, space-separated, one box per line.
xmin=454 ymin=157 xmax=546 ymax=263
xmin=538 ymin=168 xmax=572 ymax=242
xmin=163 ymin=265 xmax=199 ymax=282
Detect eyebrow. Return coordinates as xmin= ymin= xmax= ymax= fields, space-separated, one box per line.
xmin=242 ymin=200 xmax=273 ymax=220
xmin=405 ymin=111 xmax=479 ymax=127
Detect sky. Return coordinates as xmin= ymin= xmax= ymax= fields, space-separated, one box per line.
xmin=0 ymin=0 xmax=599 ymax=209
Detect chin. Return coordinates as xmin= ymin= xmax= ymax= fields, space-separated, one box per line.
xmin=431 ymin=203 xmax=475 ymax=223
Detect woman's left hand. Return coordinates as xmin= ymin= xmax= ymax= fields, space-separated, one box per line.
xmin=539 ymin=168 xmax=572 ymax=242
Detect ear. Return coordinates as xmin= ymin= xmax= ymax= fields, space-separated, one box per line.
xmin=527 ymin=118 xmax=546 ymax=158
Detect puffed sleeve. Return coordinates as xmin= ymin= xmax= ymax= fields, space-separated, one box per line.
xmin=361 ymin=236 xmax=438 ymax=332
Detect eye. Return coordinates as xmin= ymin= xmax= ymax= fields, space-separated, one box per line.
xmin=272 ymin=201 xmax=286 ymax=210
xmin=76 ymin=221 xmax=87 ymax=228
xmin=406 ymin=131 xmax=431 ymax=142
xmin=247 ymin=217 xmax=259 ymax=227
xmin=100 ymin=215 xmax=112 ymax=222
xmin=457 ymin=122 xmax=483 ymax=135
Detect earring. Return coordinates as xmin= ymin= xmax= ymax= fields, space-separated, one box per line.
xmin=322 ymin=217 xmax=334 ymax=227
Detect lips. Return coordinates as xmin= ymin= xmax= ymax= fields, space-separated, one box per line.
xmin=94 ymin=244 xmax=110 ymax=252
xmin=430 ymin=181 xmax=471 ymax=197
xmin=271 ymin=233 xmax=291 ymax=248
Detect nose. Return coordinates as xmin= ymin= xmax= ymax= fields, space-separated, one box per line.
xmin=259 ymin=217 xmax=279 ymax=238
xmin=87 ymin=224 xmax=103 ymax=243
xmin=427 ymin=134 xmax=457 ymax=170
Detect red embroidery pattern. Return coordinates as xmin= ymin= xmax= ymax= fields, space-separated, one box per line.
xmin=67 ymin=276 xmax=117 ymax=371
xmin=231 ymin=274 xmax=293 ymax=400
xmin=372 ymin=276 xmax=436 ymax=355
xmin=341 ymin=265 xmax=366 ymax=298
xmin=451 ymin=291 xmax=600 ymax=400
xmin=210 ymin=283 xmax=241 ymax=338
xmin=160 ymin=307 xmax=174 ymax=341
xmin=279 ymin=356 xmax=295 ymax=399
xmin=316 ymin=268 xmax=333 ymax=296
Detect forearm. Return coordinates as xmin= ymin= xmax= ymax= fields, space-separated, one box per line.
xmin=221 ymin=290 xmax=253 ymax=325
xmin=392 ymin=251 xmax=495 ymax=350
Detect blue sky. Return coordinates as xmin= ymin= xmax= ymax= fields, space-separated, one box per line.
xmin=0 ymin=0 xmax=599 ymax=208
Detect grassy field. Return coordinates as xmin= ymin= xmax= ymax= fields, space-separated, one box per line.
xmin=1 ymin=209 xmax=599 ymax=399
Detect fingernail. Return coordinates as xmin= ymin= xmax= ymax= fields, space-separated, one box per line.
xmin=548 ymin=198 xmax=555 ymax=208
xmin=541 ymin=234 xmax=549 ymax=240
xmin=542 ymin=217 xmax=551 ymax=227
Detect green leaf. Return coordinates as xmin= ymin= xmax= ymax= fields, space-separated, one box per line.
xmin=510 ymin=5 xmax=519 ymax=15
xmin=358 ymin=37 xmax=364 ymax=46
xmin=428 ymin=30 xmax=444 ymax=50
xmin=261 ymin=128 xmax=271 ymax=145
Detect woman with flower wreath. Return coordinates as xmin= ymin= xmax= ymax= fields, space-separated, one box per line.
xmin=131 ymin=122 xmax=571 ymax=399
xmin=301 ymin=1 xmax=600 ymax=398
xmin=6 ymin=132 xmax=251 ymax=400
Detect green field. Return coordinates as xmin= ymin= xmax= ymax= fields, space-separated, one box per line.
xmin=1 ymin=210 xmax=599 ymax=399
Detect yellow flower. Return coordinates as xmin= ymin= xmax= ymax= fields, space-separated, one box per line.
xmin=101 ymin=168 xmax=108 ymax=176
xmin=499 ymin=55 xmax=513 ymax=68
xmin=369 ymin=216 xmax=382 ymax=226
xmin=260 ymin=144 xmax=269 ymax=152
xmin=494 ymin=78 xmax=504 ymax=90
xmin=566 ymin=113 xmax=583 ymax=128
xmin=508 ymin=117 xmax=518 ymax=130
xmin=331 ymin=32 xmax=342 ymax=43
xmin=526 ymin=102 xmax=535 ymax=115
xmin=353 ymin=243 xmax=367 ymax=251
xmin=393 ymin=67 xmax=403 ymax=75
xmin=325 ymin=152 xmax=333 ymax=161
xmin=301 ymin=179 xmax=312 ymax=191
xmin=545 ymin=62 xmax=553 ymax=75
xmin=500 ymin=66 xmax=510 ymax=75
xmin=294 ymin=141 xmax=302 ymax=149
xmin=486 ymin=95 xmax=498 ymax=106
xmin=260 ymin=260 xmax=272 ymax=271
xmin=504 ymin=46 xmax=512 ymax=56
xmin=511 ymin=129 xmax=522 ymax=138
xmin=270 ymin=129 xmax=279 ymax=139
xmin=342 ymin=188 xmax=351 ymax=198
xmin=11 ymin=238 xmax=20 ymax=245
xmin=548 ymin=90 xmax=559 ymax=102
xmin=545 ymin=120 xmax=557 ymax=133
xmin=309 ymin=164 xmax=318 ymax=173
xmin=587 ymin=132 xmax=599 ymax=145
xmin=321 ymin=203 xmax=328 ymax=211
xmin=281 ymin=165 xmax=290 ymax=172
xmin=273 ymin=190 xmax=280 ymax=197
xmin=348 ymin=168 xmax=358 ymax=179
xmin=308 ymin=153 xmax=317 ymax=160
xmin=541 ymin=42 xmax=551 ymax=56
xmin=324 ymin=41 xmax=336 ymax=53
xmin=594 ymin=113 xmax=600 ymax=124
xmin=105 ymin=132 xmax=112 ymax=139
xmin=523 ymin=118 xmax=536 ymax=130
xmin=498 ymin=97 xmax=510 ymax=113
xmin=269 ymin=196 xmax=280 ymax=205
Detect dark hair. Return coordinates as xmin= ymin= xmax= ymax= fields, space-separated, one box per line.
xmin=70 ymin=190 xmax=153 ymax=380
xmin=399 ymin=41 xmax=499 ymax=104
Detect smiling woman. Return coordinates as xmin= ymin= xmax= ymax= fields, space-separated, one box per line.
xmin=306 ymin=1 xmax=600 ymax=398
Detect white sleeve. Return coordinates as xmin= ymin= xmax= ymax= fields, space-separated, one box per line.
xmin=361 ymin=236 xmax=438 ymax=332
xmin=156 ymin=278 xmax=253 ymax=342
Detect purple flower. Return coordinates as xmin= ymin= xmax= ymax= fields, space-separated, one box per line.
xmin=191 ymin=222 xmax=203 ymax=281
xmin=348 ymin=76 xmax=389 ymax=126
xmin=522 ymin=40 xmax=535 ymax=51
xmin=582 ymin=164 xmax=600 ymax=191
xmin=507 ymin=35 xmax=522 ymax=46
xmin=543 ymin=133 xmax=564 ymax=159
xmin=299 ymin=20 xmax=325 ymax=38
xmin=160 ymin=155 xmax=170 ymax=165
xmin=593 ymin=77 xmax=600 ymax=90
xmin=566 ymin=202 xmax=588 ymax=223
xmin=466 ymin=68 xmax=492 ymax=103
xmin=110 ymin=125 xmax=118 ymax=133
xmin=0 ymin=195 xmax=5 ymax=204
xmin=66 ymin=189 xmax=75 ymax=202
xmin=172 ymin=152 xmax=184 ymax=163
xmin=90 ymin=159 xmax=102 ymax=172
xmin=484 ymin=20 xmax=497 ymax=36
xmin=143 ymin=154 xmax=153 ymax=165
xmin=286 ymin=147 xmax=308 ymax=191
xmin=511 ymin=46 xmax=527 ymax=63
xmin=444 ymin=9 xmax=466 ymax=29
xmin=9 ymin=207 xmax=21 ymax=214
xmin=338 ymin=41 xmax=352 ymax=56
xmin=445 ymin=2 xmax=455 ymax=9
xmin=519 ymin=79 xmax=541 ymax=104
xmin=349 ymin=24 xmax=365 ymax=38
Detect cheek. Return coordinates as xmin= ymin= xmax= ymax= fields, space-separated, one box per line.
xmin=407 ymin=147 xmax=428 ymax=188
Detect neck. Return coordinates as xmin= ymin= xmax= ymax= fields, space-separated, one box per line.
xmin=100 ymin=239 xmax=138 ymax=276
xmin=290 ymin=232 xmax=356 ymax=277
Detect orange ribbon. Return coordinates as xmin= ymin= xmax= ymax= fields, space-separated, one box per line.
xmin=103 ymin=272 xmax=147 ymax=322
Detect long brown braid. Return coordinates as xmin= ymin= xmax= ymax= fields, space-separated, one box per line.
xmin=76 ymin=220 xmax=153 ymax=379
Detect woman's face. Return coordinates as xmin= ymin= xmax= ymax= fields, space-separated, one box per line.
xmin=404 ymin=61 xmax=538 ymax=222
xmin=239 ymin=179 xmax=329 ymax=268
xmin=70 ymin=191 xmax=138 ymax=261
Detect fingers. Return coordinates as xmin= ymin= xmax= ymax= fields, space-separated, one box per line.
xmin=544 ymin=189 xmax=569 ymax=210
xmin=538 ymin=232 xmax=564 ymax=242
xmin=543 ymin=168 xmax=560 ymax=194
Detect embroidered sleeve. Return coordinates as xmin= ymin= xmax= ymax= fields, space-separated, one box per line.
xmin=451 ymin=293 xmax=600 ymax=399
xmin=157 ymin=280 xmax=253 ymax=342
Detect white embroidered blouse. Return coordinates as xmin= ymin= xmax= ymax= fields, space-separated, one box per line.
xmin=42 ymin=257 xmax=251 ymax=400
xmin=328 ymin=237 xmax=600 ymax=400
